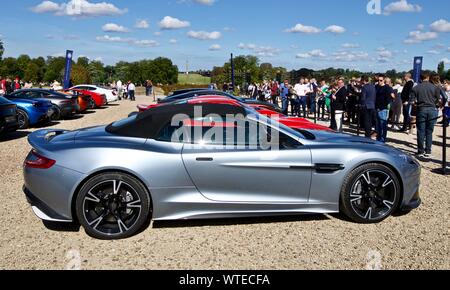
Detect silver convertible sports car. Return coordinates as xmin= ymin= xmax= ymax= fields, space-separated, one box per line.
xmin=23 ymin=102 xmax=421 ymax=239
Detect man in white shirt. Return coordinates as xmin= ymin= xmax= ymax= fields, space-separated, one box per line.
xmin=294 ymin=79 xmax=311 ymax=117
xmin=127 ymin=81 xmax=136 ymax=101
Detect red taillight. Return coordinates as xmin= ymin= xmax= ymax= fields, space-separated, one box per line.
xmin=24 ymin=150 xmax=56 ymax=169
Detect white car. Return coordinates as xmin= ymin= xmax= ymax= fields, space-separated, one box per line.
xmin=70 ymin=85 xmax=119 ymax=103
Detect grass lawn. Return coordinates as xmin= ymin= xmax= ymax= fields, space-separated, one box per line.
xmin=178 ymin=73 xmax=211 ymax=85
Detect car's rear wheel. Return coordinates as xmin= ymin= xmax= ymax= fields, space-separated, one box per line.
xmin=76 ymin=172 xmax=151 ymax=240
xmin=17 ymin=109 xmax=29 ymax=129
xmin=340 ymin=163 xmax=400 ymax=223
xmin=51 ymin=105 xmax=61 ymax=120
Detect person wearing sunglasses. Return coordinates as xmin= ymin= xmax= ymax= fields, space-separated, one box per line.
xmin=375 ymin=75 xmax=396 ymax=143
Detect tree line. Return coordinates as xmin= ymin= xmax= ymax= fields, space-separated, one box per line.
xmin=210 ymin=55 xmax=450 ymax=85
xmin=0 ymin=39 xmax=178 ymax=86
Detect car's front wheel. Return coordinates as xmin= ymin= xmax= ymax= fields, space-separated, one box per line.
xmin=76 ymin=172 xmax=151 ymax=240
xmin=340 ymin=163 xmax=400 ymax=223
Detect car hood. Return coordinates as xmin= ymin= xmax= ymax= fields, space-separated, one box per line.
xmin=311 ymin=130 xmax=379 ymax=145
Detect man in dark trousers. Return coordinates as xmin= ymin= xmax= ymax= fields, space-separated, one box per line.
xmin=400 ymin=73 xmax=415 ymax=132
xmin=360 ymin=75 xmax=377 ymax=138
xmin=410 ymin=72 xmax=441 ymax=158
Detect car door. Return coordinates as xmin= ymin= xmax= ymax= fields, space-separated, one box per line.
xmin=181 ymin=117 xmax=313 ymax=203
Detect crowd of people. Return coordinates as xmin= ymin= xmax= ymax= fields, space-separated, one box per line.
xmin=238 ymin=73 xmax=450 ymax=159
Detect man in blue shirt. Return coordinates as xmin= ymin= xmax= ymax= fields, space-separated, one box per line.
xmin=360 ymin=75 xmax=377 ymax=138
xmin=280 ymin=79 xmax=290 ymax=116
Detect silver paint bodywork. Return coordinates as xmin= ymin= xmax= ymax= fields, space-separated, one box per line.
xmin=23 ymin=120 xmax=421 ymax=223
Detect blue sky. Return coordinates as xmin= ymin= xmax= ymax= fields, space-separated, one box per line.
xmin=0 ymin=0 xmax=449 ymax=72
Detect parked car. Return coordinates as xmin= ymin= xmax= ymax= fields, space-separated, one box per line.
xmin=0 ymin=96 xmax=19 ymax=134
xmin=24 ymin=100 xmax=421 ymax=239
xmin=182 ymin=97 xmax=332 ymax=132
xmin=155 ymin=90 xmax=282 ymax=112
xmin=68 ymin=89 xmax=107 ymax=108
xmin=4 ymin=95 xmax=53 ymax=129
xmin=9 ymin=89 xmax=77 ymax=120
xmin=70 ymin=85 xmax=118 ymax=103
xmin=61 ymin=90 xmax=94 ymax=113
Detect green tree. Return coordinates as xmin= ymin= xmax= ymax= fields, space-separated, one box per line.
xmin=438 ymin=61 xmax=445 ymax=79
xmin=89 ymin=60 xmax=106 ymax=84
xmin=77 ymin=57 xmax=90 ymax=69
xmin=44 ymin=56 xmax=65 ymax=83
xmin=24 ymin=62 xmax=40 ymax=82
xmin=16 ymin=54 xmax=31 ymax=79
xmin=0 ymin=57 xmax=18 ymax=78
xmin=0 ymin=39 xmax=4 ymax=61
xmin=71 ymin=64 xmax=91 ymax=85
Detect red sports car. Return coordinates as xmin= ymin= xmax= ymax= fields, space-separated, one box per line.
xmin=68 ymin=89 xmax=107 ymax=108
xmin=164 ymin=96 xmax=332 ymax=132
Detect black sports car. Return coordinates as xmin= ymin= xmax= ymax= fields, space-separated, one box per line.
xmin=0 ymin=96 xmax=19 ymax=134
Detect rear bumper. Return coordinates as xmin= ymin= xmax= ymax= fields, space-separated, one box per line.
xmin=23 ymin=186 xmax=73 ymax=222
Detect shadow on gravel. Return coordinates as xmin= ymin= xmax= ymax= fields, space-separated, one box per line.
xmin=0 ymin=131 xmax=31 ymax=141
xmin=43 ymin=221 xmax=81 ymax=232
xmin=35 ymin=121 xmax=60 ymax=128
xmin=81 ymin=110 xmax=96 ymax=115
xmin=106 ymin=104 xmax=120 ymax=107
xmin=153 ymin=214 xmax=330 ymax=229
xmin=64 ymin=115 xmax=84 ymax=121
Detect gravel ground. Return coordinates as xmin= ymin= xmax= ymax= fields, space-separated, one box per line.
xmin=0 ymin=94 xmax=449 ymax=270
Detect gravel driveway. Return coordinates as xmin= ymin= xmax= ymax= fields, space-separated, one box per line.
xmin=0 ymin=94 xmax=449 ymax=270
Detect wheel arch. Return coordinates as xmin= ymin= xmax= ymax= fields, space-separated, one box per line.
xmin=70 ymin=168 xmax=153 ymax=223
xmin=342 ymin=160 xmax=404 ymax=211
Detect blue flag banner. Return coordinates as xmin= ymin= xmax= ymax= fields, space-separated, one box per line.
xmin=413 ymin=57 xmax=423 ymax=83
xmin=63 ymin=50 xmax=74 ymax=89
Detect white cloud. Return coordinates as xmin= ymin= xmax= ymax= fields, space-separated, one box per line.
xmin=154 ymin=32 xmax=162 ymax=37
xmin=169 ymin=39 xmax=178 ymax=44
xmin=194 ymin=0 xmax=215 ymax=5
xmin=102 ymin=23 xmax=129 ymax=33
xmin=135 ymin=19 xmax=149 ymax=29
xmin=377 ymin=47 xmax=393 ymax=58
xmin=209 ymin=44 xmax=221 ymax=51
xmin=187 ymin=30 xmax=221 ymax=40
xmin=159 ymin=16 xmax=190 ymax=30
xmin=286 ymin=24 xmax=321 ymax=34
xmin=332 ymin=51 xmax=369 ymax=62
xmin=430 ymin=19 xmax=450 ymax=33
xmin=426 ymin=50 xmax=440 ymax=55
xmin=32 ymin=1 xmax=60 ymax=13
xmin=441 ymin=58 xmax=450 ymax=64
xmin=404 ymin=30 xmax=438 ymax=44
xmin=134 ymin=40 xmax=159 ymax=47
xmin=417 ymin=24 xmax=425 ymax=31
xmin=296 ymin=49 xmax=326 ymax=59
xmin=31 ymin=0 xmax=127 ymax=17
xmin=238 ymin=43 xmax=280 ymax=57
xmin=324 ymin=25 xmax=346 ymax=34
xmin=96 ymin=35 xmax=159 ymax=47
xmin=96 ymin=35 xmax=130 ymax=43
xmin=342 ymin=43 xmax=360 ymax=48
xmin=383 ymin=0 xmax=422 ymax=15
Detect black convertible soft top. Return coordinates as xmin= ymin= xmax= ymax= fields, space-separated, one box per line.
xmin=106 ymin=103 xmax=247 ymax=139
